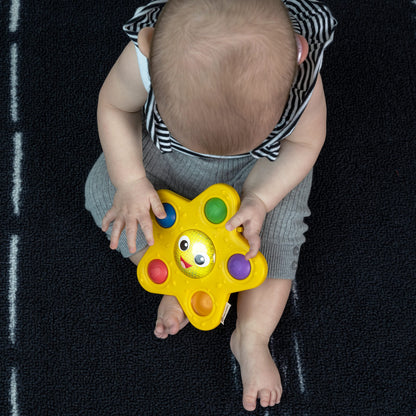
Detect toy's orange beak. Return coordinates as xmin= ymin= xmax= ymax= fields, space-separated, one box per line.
xmin=180 ymin=257 xmax=192 ymax=269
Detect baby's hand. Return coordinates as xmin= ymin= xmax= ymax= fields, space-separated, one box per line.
xmin=101 ymin=177 xmax=166 ymax=254
xmin=225 ymin=192 xmax=267 ymax=259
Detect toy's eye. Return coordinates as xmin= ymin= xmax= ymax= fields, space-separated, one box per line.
xmin=194 ymin=253 xmax=210 ymax=267
xmin=178 ymin=236 xmax=190 ymax=251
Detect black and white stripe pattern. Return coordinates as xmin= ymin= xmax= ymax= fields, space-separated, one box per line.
xmin=123 ymin=0 xmax=337 ymax=161
xmin=123 ymin=0 xmax=165 ymax=40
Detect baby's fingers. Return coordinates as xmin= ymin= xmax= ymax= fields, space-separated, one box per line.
xmin=240 ymin=218 xmax=263 ymax=259
xmin=244 ymin=233 xmax=261 ymax=260
xmin=125 ymin=217 xmax=139 ymax=254
xmin=102 ymin=208 xmax=117 ymax=232
xmin=137 ymin=212 xmax=155 ymax=247
xmin=109 ymin=218 xmax=125 ymax=250
xmin=225 ymin=213 xmax=244 ymax=232
xmin=150 ymin=193 xmax=167 ymax=219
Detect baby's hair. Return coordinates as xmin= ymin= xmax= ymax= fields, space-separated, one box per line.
xmin=150 ymin=0 xmax=297 ymax=155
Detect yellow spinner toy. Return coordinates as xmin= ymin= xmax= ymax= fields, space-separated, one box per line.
xmin=137 ymin=183 xmax=268 ymax=330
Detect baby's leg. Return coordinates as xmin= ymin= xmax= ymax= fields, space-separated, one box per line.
xmin=86 ymin=150 xmax=191 ymax=340
xmin=130 ymin=249 xmax=189 ymax=339
xmin=230 ymin=278 xmax=292 ymax=412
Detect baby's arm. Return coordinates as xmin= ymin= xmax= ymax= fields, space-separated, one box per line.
xmin=226 ymin=74 xmax=327 ymax=258
xmin=98 ymin=42 xmax=166 ymax=253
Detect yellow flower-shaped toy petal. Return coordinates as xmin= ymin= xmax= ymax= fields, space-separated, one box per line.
xmin=137 ymin=183 xmax=268 ymax=330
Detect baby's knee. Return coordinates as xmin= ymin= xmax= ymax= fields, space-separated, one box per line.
xmin=84 ymin=153 xmax=115 ymax=228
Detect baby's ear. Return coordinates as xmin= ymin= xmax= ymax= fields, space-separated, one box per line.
xmin=296 ymin=34 xmax=309 ymax=64
xmin=138 ymin=27 xmax=155 ymax=59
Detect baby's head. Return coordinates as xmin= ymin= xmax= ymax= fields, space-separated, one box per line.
xmin=146 ymin=0 xmax=302 ymax=155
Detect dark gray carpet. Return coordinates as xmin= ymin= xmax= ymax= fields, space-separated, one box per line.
xmin=2 ymin=0 xmax=415 ymax=414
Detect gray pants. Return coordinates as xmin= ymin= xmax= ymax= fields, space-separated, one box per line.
xmin=85 ymin=133 xmax=312 ymax=280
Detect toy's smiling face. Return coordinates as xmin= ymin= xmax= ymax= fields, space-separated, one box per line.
xmin=174 ymin=229 xmax=215 ymax=278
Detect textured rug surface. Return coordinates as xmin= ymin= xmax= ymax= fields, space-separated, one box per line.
xmin=2 ymin=0 xmax=416 ymax=415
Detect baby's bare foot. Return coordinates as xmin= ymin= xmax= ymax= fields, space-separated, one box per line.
xmin=154 ymin=295 xmax=189 ymax=339
xmin=230 ymin=328 xmax=282 ymax=411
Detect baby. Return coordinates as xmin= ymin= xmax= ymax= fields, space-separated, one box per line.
xmin=85 ymin=0 xmax=336 ymax=411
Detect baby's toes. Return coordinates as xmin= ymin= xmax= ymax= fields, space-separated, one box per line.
xmin=165 ymin=316 xmax=181 ymax=335
xmin=268 ymin=390 xmax=276 ymax=406
xmin=276 ymin=386 xmax=282 ymax=404
xmin=270 ymin=389 xmax=280 ymax=406
xmin=259 ymin=389 xmax=271 ymax=408
xmin=154 ymin=319 xmax=168 ymax=339
xmin=242 ymin=387 xmax=258 ymax=411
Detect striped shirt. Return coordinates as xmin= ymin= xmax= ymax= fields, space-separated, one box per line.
xmin=123 ymin=0 xmax=337 ymax=161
